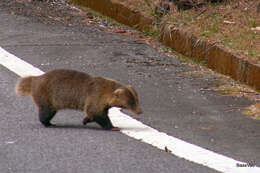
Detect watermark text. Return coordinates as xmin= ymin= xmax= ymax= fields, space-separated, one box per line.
xmin=236 ymin=163 xmax=256 ymax=168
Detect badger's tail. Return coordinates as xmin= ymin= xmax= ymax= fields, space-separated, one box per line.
xmin=15 ymin=76 xmax=35 ymax=96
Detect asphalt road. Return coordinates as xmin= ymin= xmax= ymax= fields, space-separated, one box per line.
xmin=0 ymin=1 xmax=259 ymax=173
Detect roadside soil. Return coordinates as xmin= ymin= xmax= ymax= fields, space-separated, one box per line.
xmin=108 ymin=0 xmax=260 ymax=65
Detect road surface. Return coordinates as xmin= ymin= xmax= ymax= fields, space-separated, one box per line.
xmin=0 ymin=1 xmax=259 ymax=173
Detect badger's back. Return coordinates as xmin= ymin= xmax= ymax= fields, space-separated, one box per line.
xmin=34 ymin=69 xmax=94 ymax=110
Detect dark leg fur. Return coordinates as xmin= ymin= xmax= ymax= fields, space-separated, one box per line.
xmin=85 ymin=107 xmax=117 ymax=130
xmin=82 ymin=116 xmax=94 ymax=125
xmin=38 ymin=106 xmax=56 ymax=127
xmin=93 ymin=114 xmax=114 ymax=130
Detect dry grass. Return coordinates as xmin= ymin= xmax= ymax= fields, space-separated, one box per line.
xmin=243 ymin=103 xmax=260 ymax=120
xmin=116 ymin=0 xmax=260 ymax=64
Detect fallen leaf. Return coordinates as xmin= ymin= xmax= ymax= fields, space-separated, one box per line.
xmin=198 ymin=125 xmax=216 ymax=130
xmin=138 ymin=38 xmax=153 ymax=41
xmin=114 ymin=30 xmax=127 ymax=33
xmin=223 ymin=20 xmax=235 ymax=24
xmin=65 ymin=16 xmax=71 ymax=21
xmin=54 ymin=17 xmax=63 ymax=21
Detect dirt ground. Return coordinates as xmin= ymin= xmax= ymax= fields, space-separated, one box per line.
xmin=0 ymin=0 xmax=93 ymax=26
xmin=112 ymin=0 xmax=260 ymax=64
xmin=6 ymin=0 xmax=259 ymax=63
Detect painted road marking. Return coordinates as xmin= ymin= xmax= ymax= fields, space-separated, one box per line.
xmin=1 ymin=47 xmax=259 ymax=173
xmin=0 ymin=47 xmax=43 ymax=77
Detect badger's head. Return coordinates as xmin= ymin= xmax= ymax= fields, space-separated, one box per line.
xmin=110 ymin=85 xmax=142 ymax=115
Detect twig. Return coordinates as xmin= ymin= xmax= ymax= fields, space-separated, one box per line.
xmin=195 ymin=8 xmax=207 ymax=18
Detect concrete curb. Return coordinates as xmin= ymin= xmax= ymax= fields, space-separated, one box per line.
xmin=160 ymin=25 xmax=260 ymax=90
xmin=71 ymin=0 xmax=152 ymax=30
xmin=71 ymin=0 xmax=260 ymax=91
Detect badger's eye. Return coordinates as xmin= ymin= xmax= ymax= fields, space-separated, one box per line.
xmin=128 ymin=99 xmax=136 ymax=109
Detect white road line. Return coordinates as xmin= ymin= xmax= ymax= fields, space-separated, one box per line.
xmin=0 ymin=47 xmax=43 ymax=77
xmin=1 ymin=47 xmax=259 ymax=173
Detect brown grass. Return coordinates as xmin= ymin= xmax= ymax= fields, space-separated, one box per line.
xmin=115 ymin=0 xmax=260 ymax=64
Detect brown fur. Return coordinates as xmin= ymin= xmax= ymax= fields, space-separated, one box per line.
xmin=15 ymin=69 xmax=142 ymax=129
xmin=16 ymin=76 xmax=35 ymax=96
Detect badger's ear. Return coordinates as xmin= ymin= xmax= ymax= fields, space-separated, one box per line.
xmin=113 ymin=88 xmax=125 ymax=97
xmin=126 ymin=85 xmax=133 ymax=89
xmin=126 ymin=85 xmax=137 ymax=96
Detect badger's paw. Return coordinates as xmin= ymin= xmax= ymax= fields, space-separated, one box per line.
xmin=110 ymin=127 xmax=121 ymax=131
xmin=82 ymin=117 xmax=93 ymax=125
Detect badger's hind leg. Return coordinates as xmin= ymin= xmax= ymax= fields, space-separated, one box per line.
xmin=38 ymin=106 xmax=57 ymax=127
xmin=82 ymin=116 xmax=94 ymax=125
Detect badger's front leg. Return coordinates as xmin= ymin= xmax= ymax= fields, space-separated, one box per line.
xmin=84 ymin=105 xmax=119 ymax=130
xmin=93 ymin=114 xmax=114 ymax=129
